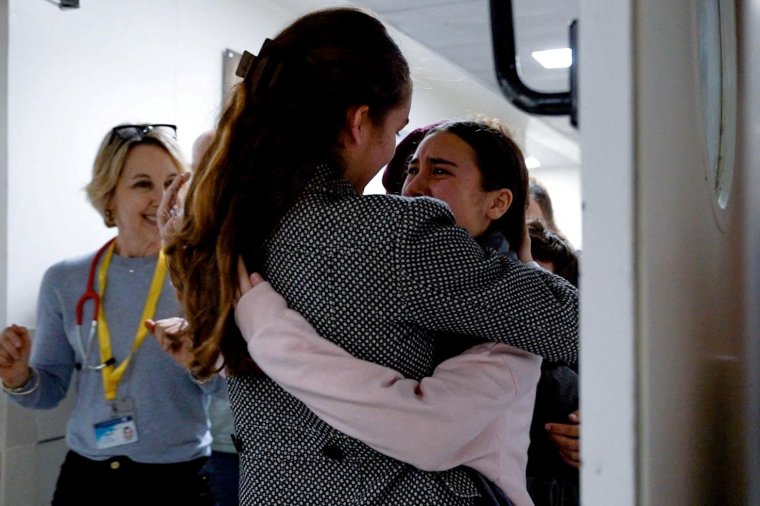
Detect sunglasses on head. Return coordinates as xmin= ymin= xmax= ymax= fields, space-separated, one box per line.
xmin=110 ymin=124 xmax=177 ymax=143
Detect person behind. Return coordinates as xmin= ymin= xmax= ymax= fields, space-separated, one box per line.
xmin=527 ymin=177 xmax=559 ymax=232
xmin=164 ymin=8 xmax=578 ymax=504
xmin=525 ymin=219 xmax=580 ymax=506
xmin=381 ymin=120 xmax=445 ymax=195
xmin=0 ymin=124 xmax=220 ymax=506
xmin=528 ymin=219 xmax=578 ymax=290
xmin=234 ymin=119 xmax=547 ymax=506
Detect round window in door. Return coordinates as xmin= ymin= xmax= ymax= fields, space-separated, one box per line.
xmin=697 ymin=0 xmax=737 ymax=230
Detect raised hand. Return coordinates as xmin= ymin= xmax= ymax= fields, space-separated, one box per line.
xmin=158 ymin=172 xmax=191 ymax=243
xmin=145 ymin=317 xmax=193 ymax=369
xmin=0 ymin=324 xmax=33 ymax=388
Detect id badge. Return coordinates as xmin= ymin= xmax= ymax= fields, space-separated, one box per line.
xmin=93 ymin=398 xmax=139 ymax=449
xmin=94 ymin=416 xmax=138 ymax=449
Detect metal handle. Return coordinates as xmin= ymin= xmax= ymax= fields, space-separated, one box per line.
xmin=490 ymin=0 xmax=578 ymax=126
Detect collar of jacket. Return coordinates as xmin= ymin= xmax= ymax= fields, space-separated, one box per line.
xmin=308 ymin=163 xmax=356 ymax=197
xmin=476 ymin=229 xmax=510 ymax=253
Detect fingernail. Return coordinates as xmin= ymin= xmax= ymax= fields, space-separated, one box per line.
xmin=250 ymin=273 xmax=264 ymax=284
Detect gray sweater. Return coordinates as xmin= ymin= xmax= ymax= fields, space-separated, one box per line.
xmin=11 ymin=249 xmax=221 ymax=463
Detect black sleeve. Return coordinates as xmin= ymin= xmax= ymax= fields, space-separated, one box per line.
xmin=396 ymin=197 xmax=579 ymax=363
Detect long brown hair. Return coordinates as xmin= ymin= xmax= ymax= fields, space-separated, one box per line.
xmin=165 ymin=8 xmax=410 ymax=377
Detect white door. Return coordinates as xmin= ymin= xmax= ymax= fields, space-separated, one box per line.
xmin=580 ymin=0 xmax=760 ymax=503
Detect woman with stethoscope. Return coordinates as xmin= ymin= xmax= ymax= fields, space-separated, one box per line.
xmin=0 ymin=124 xmax=222 ymax=506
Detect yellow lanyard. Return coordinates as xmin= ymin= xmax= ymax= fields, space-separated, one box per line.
xmin=96 ymin=242 xmax=167 ymax=401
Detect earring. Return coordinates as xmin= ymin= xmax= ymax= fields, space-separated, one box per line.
xmin=105 ymin=209 xmax=115 ymax=227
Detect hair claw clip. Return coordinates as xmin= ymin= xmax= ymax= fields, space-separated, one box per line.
xmin=235 ymin=50 xmax=256 ymax=79
xmin=235 ymin=38 xmax=276 ymax=80
xmin=235 ymin=39 xmax=283 ymax=96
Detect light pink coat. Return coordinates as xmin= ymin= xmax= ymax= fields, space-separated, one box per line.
xmin=236 ymin=282 xmax=541 ymax=506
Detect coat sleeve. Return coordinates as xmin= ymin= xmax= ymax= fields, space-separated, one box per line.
xmin=395 ymin=197 xmax=579 ymax=364
xmin=235 ymin=281 xmax=538 ymax=471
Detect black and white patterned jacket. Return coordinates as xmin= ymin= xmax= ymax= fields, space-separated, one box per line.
xmin=229 ymin=166 xmax=579 ymax=505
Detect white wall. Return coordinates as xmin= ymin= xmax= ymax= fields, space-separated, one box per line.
xmin=528 ymin=165 xmax=582 ymax=250
xmin=5 ymin=0 xmax=299 ymax=327
xmin=0 ymin=1 xmax=581 ymax=504
xmin=579 ymin=0 xmax=636 ymax=503
xmin=0 ymin=1 xmax=8 ymax=328
xmin=0 ymin=0 xmax=10 ymax=499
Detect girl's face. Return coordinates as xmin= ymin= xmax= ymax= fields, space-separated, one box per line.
xmin=402 ymin=131 xmax=510 ymax=238
xmin=344 ymin=95 xmax=411 ymax=191
xmin=107 ymin=144 xmax=179 ymax=255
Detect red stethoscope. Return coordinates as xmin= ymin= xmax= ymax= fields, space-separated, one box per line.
xmin=74 ymin=238 xmax=116 ymax=371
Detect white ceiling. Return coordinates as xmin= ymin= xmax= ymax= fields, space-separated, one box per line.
xmin=352 ymin=0 xmax=580 ymax=164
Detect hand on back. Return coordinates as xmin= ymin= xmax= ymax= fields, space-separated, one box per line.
xmin=236 ymin=257 xmax=265 ymax=302
xmin=545 ymin=409 xmax=581 ymax=469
